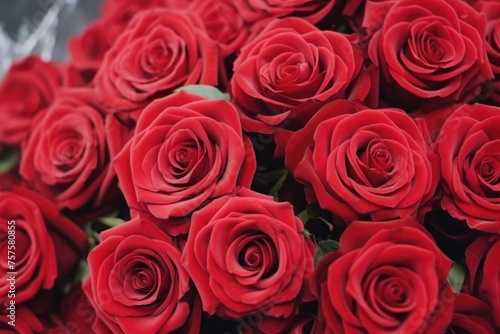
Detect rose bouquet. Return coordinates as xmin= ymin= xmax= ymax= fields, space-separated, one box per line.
xmin=1 ymin=0 xmax=500 ymax=333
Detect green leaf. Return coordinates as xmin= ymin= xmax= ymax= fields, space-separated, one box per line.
xmin=268 ymin=170 xmax=288 ymax=201
xmin=98 ymin=216 xmax=125 ymax=228
xmin=175 ymin=85 xmax=230 ymax=101
xmin=0 ymin=146 xmax=19 ymax=174
xmin=301 ymin=229 xmax=312 ymax=238
xmin=314 ymin=240 xmax=340 ymax=267
xmin=448 ymin=262 xmax=466 ymax=293
xmin=75 ymin=259 xmax=90 ymax=284
xmin=306 ymin=204 xmax=322 ymax=219
xmin=84 ymin=223 xmax=100 ymax=250
xmin=297 ymin=208 xmax=310 ymax=224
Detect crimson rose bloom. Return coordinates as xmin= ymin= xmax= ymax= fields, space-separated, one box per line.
xmin=191 ymin=0 xmax=250 ymax=56
xmin=0 ymin=192 xmax=57 ymax=303
xmin=470 ymin=0 xmax=500 ymax=105
xmin=67 ymin=19 xmax=116 ymax=85
xmin=181 ymin=188 xmax=315 ymax=333
xmin=0 ymin=307 xmax=43 ymax=333
xmin=83 ymin=217 xmax=201 ymax=334
xmin=101 ymin=0 xmax=191 ymax=25
xmin=343 ymin=0 xmax=397 ymax=36
xmin=465 ymin=234 xmax=500 ymax=328
xmin=59 ymin=285 xmax=96 ymax=334
xmin=436 ymin=104 xmax=500 ymax=233
xmin=445 ymin=294 xmax=496 ymax=334
xmin=114 ymin=91 xmax=255 ymax=235
xmin=230 ymin=17 xmax=375 ymax=134
xmin=312 ymin=219 xmax=454 ymax=333
xmin=19 ymin=89 xmax=115 ymax=212
xmin=368 ymin=0 xmax=493 ymax=111
xmin=94 ymin=9 xmax=219 ymax=117
xmin=285 ymin=100 xmax=439 ymax=224
xmin=0 ymin=56 xmax=62 ymax=145
xmin=235 ymin=0 xmax=335 ymax=24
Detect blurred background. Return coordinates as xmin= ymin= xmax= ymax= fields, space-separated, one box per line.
xmin=0 ymin=0 xmax=102 ymax=77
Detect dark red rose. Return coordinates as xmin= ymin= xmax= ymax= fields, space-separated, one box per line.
xmin=181 ymin=188 xmax=315 ymax=334
xmin=445 ymin=293 xmax=496 ymax=334
xmin=465 ymin=234 xmax=500 ymax=328
xmin=9 ymin=186 xmax=88 ymax=283
xmin=0 ymin=191 xmax=57 ymax=303
xmin=0 ymin=56 xmax=62 ymax=145
xmin=367 ymin=0 xmax=493 ymax=111
xmin=436 ymin=104 xmax=500 ymax=233
xmin=114 ymin=91 xmax=255 ymax=235
xmin=285 ymin=99 xmax=439 ymax=224
xmin=469 ymin=0 xmax=500 ymax=105
xmin=83 ymin=217 xmax=201 ymax=334
xmin=104 ymin=112 xmax=137 ymax=162
xmin=19 ymin=88 xmax=115 ymax=212
xmin=101 ymin=0 xmax=191 ymax=26
xmin=67 ymin=19 xmax=116 ymax=82
xmin=0 ymin=307 xmax=43 ymax=333
xmin=191 ymin=0 xmax=250 ymax=56
xmin=343 ymin=0 xmax=397 ymax=36
xmin=230 ymin=17 xmax=376 ymax=134
xmin=312 ymin=218 xmax=454 ymax=333
xmin=58 ymin=285 xmax=96 ymax=334
xmin=234 ymin=0 xmax=335 ymax=24
xmin=94 ymin=9 xmax=220 ymax=119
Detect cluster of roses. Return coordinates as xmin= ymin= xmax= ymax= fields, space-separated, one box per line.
xmin=1 ymin=0 xmax=500 ymax=333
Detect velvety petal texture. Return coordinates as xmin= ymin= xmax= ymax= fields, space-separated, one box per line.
xmin=181 ymin=188 xmax=315 ymax=333
xmin=0 ymin=192 xmax=58 ymax=303
xmin=285 ymin=99 xmax=439 ymax=224
xmin=445 ymin=293 xmax=496 ymax=333
xmin=114 ymin=91 xmax=256 ymax=235
xmin=19 ymin=88 xmax=115 ymax=212
xmin=94 ymin=8 xmax=220 ymax=118
xmin=312 ymin=218 xmax=454 ymax=334
xmin=83 ymin=217 xmax=201 ymax=334
xmin=230 ymin=17 xmax=376 ymax=134
xmin=437 ymin=104 xmax=500 ymax=233
xmin=0 ymin=56 xmax=62 ymax=145
xmin=368 ymin=0 xmax=493 ymax=111
xmin=465 ymin=234 xmax=500 ymax=328
xmin=234 ymin=0 xmax=335 ymax=24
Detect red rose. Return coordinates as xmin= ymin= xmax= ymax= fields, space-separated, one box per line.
xmin=114 ymin=91 xmax=255 ymax=235
xmin=191 ymin=0 xmax=250 ymax=56
xmin=59 ymin=285 xmax=96 ymax=334
xmin=465 ymin=234 xmax=500 ymax=328
xmin=83 ymin=217 xmax=201 ymax=334
xmin=230 ymin=17 xmax=376 ymax=134
xmin=285 ymin=99 xmax=439 ymax=224
xmin=19 ymin=88 xmax=115 ymax=212
xmin=367 ymin=0 xmax=493 ymax=111
xmin=445 ymin=293 xmax=496 ymax=333
xmin=94 ymin=9 xmax=219 ymax=118
xmin=68 ymin=19 xmax=116 ymax=82
xmin=436 ymin=104 xmax=500 ymax=233
xmin=0 ymin=307 xmax=43 ymax=333
xmin=469 ymin=0 xmax=500 ymax=105
xmin=312 ymin=219 xmax=454 ymax=333
xmin=101 ymin=0 xmax=191 ymax=26
xmin=181 ymin=188 xmax=315 ymax=334
xmin=8 ymin=186 xmax=88 ymax=284
xmin=234 ymin=0 xmax=335 ymax=24
xmin=0 ymin=191 xmax=57 ymax=303
xmin=0 ymin=56 xmax=62 ymax=145
xmin=343 ymin=0 xmax=397 ymax=36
